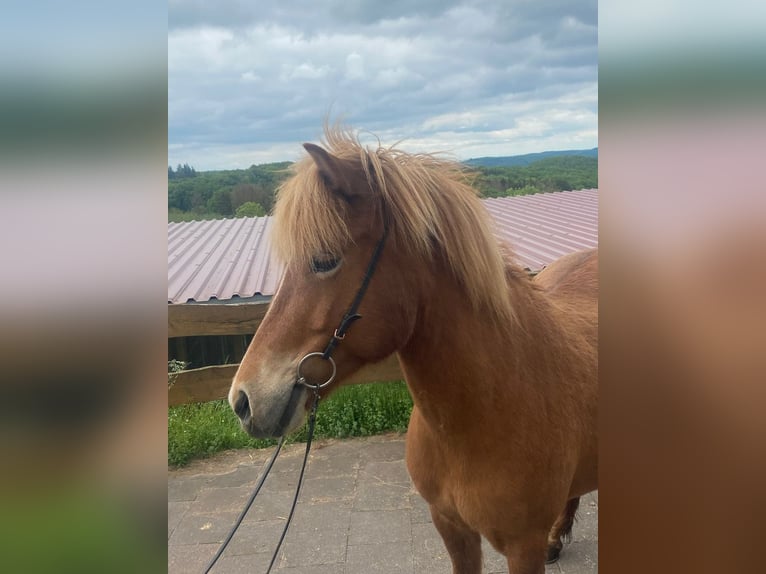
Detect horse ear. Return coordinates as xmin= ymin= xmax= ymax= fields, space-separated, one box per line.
xmin=303 ymin=143 xmax=358 ymax=201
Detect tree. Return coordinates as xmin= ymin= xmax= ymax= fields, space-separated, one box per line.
xmin=235 ymin=201 xmax=267 ymax=218
xmin=174 ymin=163 xmax=197 ymax=179
xmin=207 ymin=189 xmax=233 ymax=216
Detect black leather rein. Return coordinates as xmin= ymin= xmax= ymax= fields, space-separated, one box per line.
xmin=203 ymin=226 xmax=388 ymax=574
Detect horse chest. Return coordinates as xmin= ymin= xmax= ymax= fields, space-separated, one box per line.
xmin=406 ymin=408 xmax=560 ymax=538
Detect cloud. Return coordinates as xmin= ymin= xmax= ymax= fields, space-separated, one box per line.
xmin=168 ymin=0 xmax=597 ymax=169
xmin=344 ymin=52 xmax=366 ymax=81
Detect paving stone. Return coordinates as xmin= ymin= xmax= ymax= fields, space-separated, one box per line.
xmin=348 ymin=509 xmax=412 ymax=545
xmin=224 ymin=519 xmax=284 ymax=556
xmin=168 ymin=436 xmax=597 ymax=573
xmin=168 ymin=476 xmax=208 ymax=501
xmin=346 ymin=542 xmax=413 ymax=574
xmin=262 ymin=469 xmax=303 ymax=494
xmin=301 ymin=475 xmax=357 ymax=501
xmin=277 ymin=564 xmax=342 ymax=574
xmin=241 ymin=490 xmax=294 ymax=522
xmin=168 ymin=543 xmax=218 ymax=574
xmin=279 ymin=526 xmax=348 ymax=568
xmin=204 ymin=465 xmax=264 ymax=488
xmin=215 ymin=551 xmax=274 ymax=574
xmin=192 ymin=486 xmax=255 ymax=514
xmin=169 ymin=510 xmax=241 ymax=545
xmin=309 ymin=439 xmax=361 ymax=456
xmin=287 ymin=500 xmax=352 ymax=534
xmin=168 ymin=501 xmax=191 ymax=539
xmin=360 ymin=460 xmax=413 ymax=485
xmin=358 ymin=439 xmax=406 ymax=462
xmin=353 ymin=480 xmax=412 ymax=511
xmin=270 ymin=451 xmax=304 ymax=474
xmin=306 ymin=453 xmax=361 ymax=478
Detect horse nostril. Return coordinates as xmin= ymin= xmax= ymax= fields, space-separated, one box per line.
xmin=233 ymin=390 xmax=250 ymax=421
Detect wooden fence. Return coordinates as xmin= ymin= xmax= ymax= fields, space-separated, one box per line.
xmin=168 ymin=302 xmax=404 ymax=406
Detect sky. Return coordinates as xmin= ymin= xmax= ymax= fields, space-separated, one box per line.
xmin=168 ymin=0 xmax=597 ymax=170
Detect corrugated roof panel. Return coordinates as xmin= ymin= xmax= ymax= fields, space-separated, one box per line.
xmin=484 ymin=189 xmax=598 ymax=270
xmin=167 ymin=189 xmax=598 ymax=304
xmin=168 ymin=217 xmax=281 ymax=304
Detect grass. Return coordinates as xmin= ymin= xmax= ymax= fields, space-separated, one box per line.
xmin=168 ymin=381 xmax=413 ymax=467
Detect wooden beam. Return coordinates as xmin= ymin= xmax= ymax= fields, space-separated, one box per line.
xmin=168 ymin=302 xmax=270 ymax=338
xmin=168 ymin=364 xmax=237 ymax=406
xmin=168 ymin=354 xmax=404 ymax=406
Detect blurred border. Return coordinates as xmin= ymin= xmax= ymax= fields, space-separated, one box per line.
xmin=0 ymin=2 xmax=167 ymax=572
xmin=600 ymin=1 xmax=766 ymax=572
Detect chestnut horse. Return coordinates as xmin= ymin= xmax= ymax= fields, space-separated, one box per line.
xmin=228 ymin=127 xmax=598 ymax=573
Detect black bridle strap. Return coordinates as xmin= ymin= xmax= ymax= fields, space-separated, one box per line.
xmin=322 ymin=225 xmax=389 ymax=360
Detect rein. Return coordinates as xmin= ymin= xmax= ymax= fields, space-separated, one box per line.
xmin=203 ymin=227 xmax=388 ymax=574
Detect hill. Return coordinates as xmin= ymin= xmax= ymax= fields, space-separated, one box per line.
xmin=466 ymin=147 xmax=598 ymax=168
xmin=168 ymin=154 xmax=597 ymax=222
xmin=470 ymin=155 xmax=598 ymax=198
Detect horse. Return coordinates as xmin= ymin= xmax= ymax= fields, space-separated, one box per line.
xmin=228 ymin=126 xmax=598 ymax=574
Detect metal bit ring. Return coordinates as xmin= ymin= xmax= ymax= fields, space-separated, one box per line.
xmin=296 ymin=352 xmax=337 ymax=389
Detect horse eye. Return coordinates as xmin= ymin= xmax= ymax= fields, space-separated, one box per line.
xmin=310 ymin=255 xmax=340 ymax=274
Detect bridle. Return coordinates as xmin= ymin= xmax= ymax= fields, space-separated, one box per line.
xmin=296 ymin=223 xmax=389 ymax=390
xmin=204 ymin=225 xmax=389 ymax=574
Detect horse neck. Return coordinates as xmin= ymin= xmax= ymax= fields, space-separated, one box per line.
xmin=398 ymin=266 xmax=562 ymax=434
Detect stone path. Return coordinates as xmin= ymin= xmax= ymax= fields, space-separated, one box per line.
xmin=168 ymin=434 xmax=598 ymax=573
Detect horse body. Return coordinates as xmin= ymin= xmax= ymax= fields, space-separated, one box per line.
xmin=401 ymin=248 xmax=598 ymax=572
xmin=228 ymin=126 xmax=598 ymax=574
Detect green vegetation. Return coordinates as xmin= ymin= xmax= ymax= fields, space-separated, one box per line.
xmin=168 ymin=382 xmax=414 ymax=467
xmin=466 ymin=147 xmax=597 ymax=167
xmin=472 ymin=156 xmax=598 ymax=198
xmin=168 ymin=161 xmax=291 ymax=222
xmin=168 ymin=155 xmax=597 ymax=222
xmin=235 ymin=201 xmax=267 ymax=217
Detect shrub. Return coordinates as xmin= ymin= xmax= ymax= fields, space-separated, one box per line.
xmin=234 ymin=201 xmax=267 ymax=217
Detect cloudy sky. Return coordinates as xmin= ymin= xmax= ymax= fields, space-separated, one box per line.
xmin=168 ymin=0 xmax=597 ymax=170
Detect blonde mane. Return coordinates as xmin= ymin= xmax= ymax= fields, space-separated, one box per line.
xmin=272 ymin=126 xmax=516 ymax=323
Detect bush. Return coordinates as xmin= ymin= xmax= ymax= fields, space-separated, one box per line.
xmin=234 ymin=201 xmax=267 ymax=218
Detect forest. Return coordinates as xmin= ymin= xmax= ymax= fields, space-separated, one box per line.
xmin=168 ymin=155 xmax=597 ymax=222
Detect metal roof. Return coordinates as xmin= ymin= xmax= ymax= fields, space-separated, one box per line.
xmin=168 ymin=189 xmax=598 ymax=304
xmin=484 ymin=188 xmax=598 ymax=271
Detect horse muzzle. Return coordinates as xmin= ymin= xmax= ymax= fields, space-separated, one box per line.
xmin=231 ymin=383 xmax=308 ymax=439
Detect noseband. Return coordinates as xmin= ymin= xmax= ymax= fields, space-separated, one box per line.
xmin=204 ymin=226 xmax=388 ymax=574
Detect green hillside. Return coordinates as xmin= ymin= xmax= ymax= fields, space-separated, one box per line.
xmin=472 ymin=155 xmax=598 ymax=198
xmin=466 ymin=147 xmax=598 ymax=167
xmin=168 ymin=155 xmax=597 ymax=222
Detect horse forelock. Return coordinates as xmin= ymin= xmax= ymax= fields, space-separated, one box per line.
xmin=271 ymin=155 xmax=352 ymax=266
xmin=271 ymin=125 xmax=517 ymax=324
